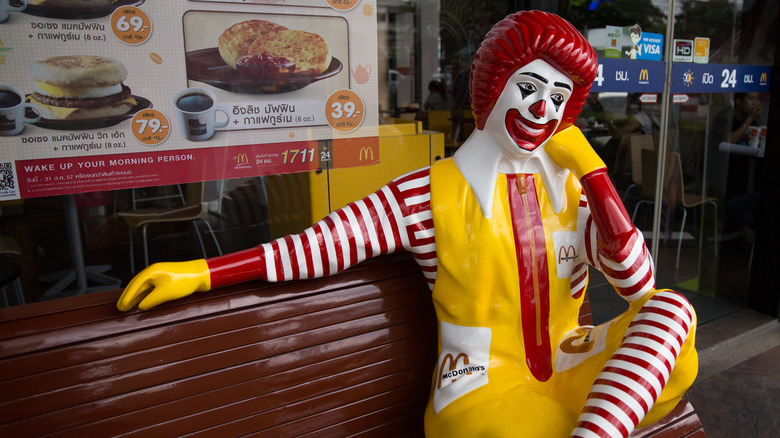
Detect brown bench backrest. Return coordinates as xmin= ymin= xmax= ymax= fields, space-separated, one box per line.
xmin=0 ymin=254 xmax=701 ymax=437
xmin=1 ymin=255 xmax=438 ymax=436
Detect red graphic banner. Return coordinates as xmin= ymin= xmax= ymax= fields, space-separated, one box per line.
xmin=15 ymin=137 xmax=379 ymax=198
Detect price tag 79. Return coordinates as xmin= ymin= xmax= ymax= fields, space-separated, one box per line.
xmin=131 ymin=109 xmax=169 ymax=146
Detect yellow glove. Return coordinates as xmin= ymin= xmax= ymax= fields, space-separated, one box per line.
xmin=545 ymin=125 xmax=606 ymax=179
xmin=116 ymin=259 xmax=211 ymax=311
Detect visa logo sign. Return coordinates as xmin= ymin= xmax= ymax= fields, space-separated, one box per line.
xmin=642 ymin=44 xmax=661 ymax=55
xmin=637 ymin=32 xmax=663 ymax=61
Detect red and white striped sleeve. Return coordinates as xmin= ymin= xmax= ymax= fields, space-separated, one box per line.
xmin=577 ymin=170 xmax=656 ymax=303
xmin=207 ymin=167 xmax=437 ymax=290
xmin=387 ymin=168 xmax=438 ymax=288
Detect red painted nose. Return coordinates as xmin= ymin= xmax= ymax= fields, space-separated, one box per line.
xmin=529 ymin=100 xmax=546 ymax=119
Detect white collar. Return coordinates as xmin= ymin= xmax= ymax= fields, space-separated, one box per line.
xmin=452 ymin=128 xmax=571 ymax=218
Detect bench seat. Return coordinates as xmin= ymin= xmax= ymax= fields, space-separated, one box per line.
xmin=0 ymin=254 xmax=703 ymax=437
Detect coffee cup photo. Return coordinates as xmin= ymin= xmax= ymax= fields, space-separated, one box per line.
xmin=0 ymin=85 xmax=40 ymax=136
xmin=173 ymin=87 xmax=229 ymax=141
xmin=0 ymin=0 xmax=27 ymax=23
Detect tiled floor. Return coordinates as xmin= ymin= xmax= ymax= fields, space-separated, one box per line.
xmin=689 ymin=342 xmax=780 ymax=437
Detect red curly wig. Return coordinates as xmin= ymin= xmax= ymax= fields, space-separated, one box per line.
xmin=470 ymin=11 xmax=598 ymax=131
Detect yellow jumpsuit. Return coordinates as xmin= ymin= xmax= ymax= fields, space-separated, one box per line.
xmin=423 ymin=159 xmax=697 ymax=437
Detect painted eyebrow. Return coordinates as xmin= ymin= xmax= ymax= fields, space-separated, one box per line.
xmin=518 ymin=72 xmax=548 ymax=83
xmin=518 ymin=72 xmax=572 ymax=91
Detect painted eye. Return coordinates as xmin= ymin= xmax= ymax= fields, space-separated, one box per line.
xmin=517 ymin=83 xmax=536 ymax=99
xmin=550 ymin=93 xmax=565 ymax=110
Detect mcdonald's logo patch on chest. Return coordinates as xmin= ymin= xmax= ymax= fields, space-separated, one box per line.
xmin=553 ymin=230 xmax=582 ymax=279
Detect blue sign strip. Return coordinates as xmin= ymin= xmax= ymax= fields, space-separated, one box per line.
xmin=589 ymin=59 xmax=772 ymax=94
xmin=591 ymin=58 xmax=665 ymax=93
xmin=670 ymin=63 xmax=772 ymax=93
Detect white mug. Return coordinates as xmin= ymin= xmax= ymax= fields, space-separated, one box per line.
xmin=0 ymin=0 xmax=28 ymax=23
xmin=747 ymin=126 xmax=761 ymax=148
xmin=0 ymin=85 xmax=40 ymax=136
xmin=172 ymin=87 xmax=229 ymax=141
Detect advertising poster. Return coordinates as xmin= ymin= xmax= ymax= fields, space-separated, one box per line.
xmin=624 ymin=24 xmax=662 ymax=61
xmin=604 ymin=25 xmax=621 ymax=59
xmin=635 ymin=31 xmax=663 ymax=61
xmin=0 ymin=0 xmax=379 ymax=200
xmin=694 ymin=37 xmax=710 ymax=64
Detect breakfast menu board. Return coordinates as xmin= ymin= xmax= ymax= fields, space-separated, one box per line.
xmin=0 ymin=0 xmax=379 ymax=200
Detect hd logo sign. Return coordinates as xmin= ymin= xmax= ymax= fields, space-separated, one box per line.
xmin=673 ymin=39 xmax=694 ymax=62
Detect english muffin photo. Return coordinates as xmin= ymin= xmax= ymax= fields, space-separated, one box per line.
xmin=184 ymin=13 xmax=345 ymax=94
xmin=218 ymin=20 xmax=289 ymax=70
xmin=246 ymin=29 xmax=332 ymax=76
xmin=29 ymin=55 xmax=136 ymax=120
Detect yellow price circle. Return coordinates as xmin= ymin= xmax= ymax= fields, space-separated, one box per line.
xmin=326 ymin=89 xmax=365 ymax=133
xmin=131 ymin=109 xmax=170 ymax=146
xmin=111 ymin=6 xmax=152 ymax=45
xmin=324 ymin=0 xmax=359 ymax=12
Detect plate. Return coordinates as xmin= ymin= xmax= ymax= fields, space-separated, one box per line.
xmin=185 ymin=48 xmax=343 ymax=94
xmin=16 ymin=0 xmax=144 ymax=19
xmin=31 ymin=96 xmax=152 ymax=131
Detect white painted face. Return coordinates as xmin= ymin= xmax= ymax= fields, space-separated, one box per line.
xmin=483 ymin=59 xmax=573 ymax=155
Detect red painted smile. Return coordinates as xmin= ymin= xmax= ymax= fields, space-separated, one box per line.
xmin=505 ymin=109 xmax=558 ymax=151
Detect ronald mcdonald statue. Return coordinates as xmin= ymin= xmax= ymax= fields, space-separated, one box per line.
xmin=118 ymin=11 xmax=697 ymax=438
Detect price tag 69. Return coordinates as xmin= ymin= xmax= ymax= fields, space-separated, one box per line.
xmin=111 ymin=6 xmax=152 ymax=45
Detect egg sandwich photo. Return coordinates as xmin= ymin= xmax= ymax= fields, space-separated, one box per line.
xmin=29 ymin=55 xmax=136 ymax=120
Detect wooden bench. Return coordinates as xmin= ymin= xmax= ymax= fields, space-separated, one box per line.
xmin=0 ymin=254 xmax=704 ymax=437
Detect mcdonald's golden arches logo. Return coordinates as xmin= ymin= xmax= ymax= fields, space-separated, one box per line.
xmin=559 ymin=326 xmax=598 ymax=354
xmin=558 ymin=245 xmax=577 ymax=263
xmin=760 ymin=72 xmax=768 ymax=85
xmin=359 ymin=146 xmax=374 ymax=161
xmin=639 ymin=69 xmax=649 ymax=82
xmin=235 ymin=153 xmax=249 ymax=165
xmin=438 ymin=353 xmax=471 ymax=388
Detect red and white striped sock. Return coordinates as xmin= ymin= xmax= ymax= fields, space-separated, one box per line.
xmin=571 ymin=290 xmax=694 ymax=438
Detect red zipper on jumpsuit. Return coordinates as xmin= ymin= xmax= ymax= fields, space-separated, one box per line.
xmin=507 ymin=174 xmax=552 ymax=382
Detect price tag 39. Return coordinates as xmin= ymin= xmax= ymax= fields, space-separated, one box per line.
xmin=326 ymin=89 xmax=365 ymax=133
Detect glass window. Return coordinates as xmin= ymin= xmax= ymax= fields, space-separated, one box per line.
xmin=2 ymin=0 xmax=776 ymax=319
